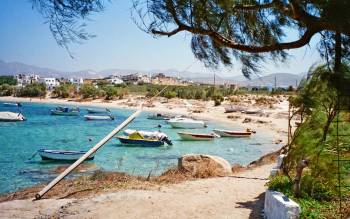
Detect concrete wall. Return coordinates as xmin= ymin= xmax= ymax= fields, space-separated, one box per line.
xmin=264 ymin=190 xmax=301 ymax=219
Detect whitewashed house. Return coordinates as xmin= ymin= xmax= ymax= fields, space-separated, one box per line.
xmin=107 ymin=76 xmax=124 ymax=85
xmin=69 ymin=78 xmax=84 ymax=89
xmin=15 ymin=74 xmax=40 ymax=87
xmin=39 ymin=78 xmax=60 ymax=90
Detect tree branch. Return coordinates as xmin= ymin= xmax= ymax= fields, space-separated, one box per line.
xmin=232 ymin=0 xmax=276 ymax=11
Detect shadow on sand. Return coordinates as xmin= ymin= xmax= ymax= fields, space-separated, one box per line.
xmin=236 ymin=193 xmax=265 ymax=219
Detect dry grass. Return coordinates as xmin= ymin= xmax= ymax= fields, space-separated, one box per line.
xmin=0 ymin=150 xmax=281 ymax=203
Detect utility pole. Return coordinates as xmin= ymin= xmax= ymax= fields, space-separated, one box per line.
xmin=274 ymin=75 xmax=277 ymax=91
xmin=214 ymin=73 xmax=216 ymax=87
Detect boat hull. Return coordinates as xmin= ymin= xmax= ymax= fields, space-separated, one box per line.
xmin=178 ymin=132 xmax=215 ymax=141
xmin=86 ymin=108 xmax=110 ymax=113
xmin=117 ymin=137 xmax=164 ymax=147
xmin=213 ymin=129 xmax=251 ymax=137
xmin=38 ymin=149 xmax=94 ymax=161
xmin=84 ymin=115 xmax=114 ymax=120
xmin=50 ymin=110 xmax=79 ymax=116
xmin=0 ymin=112 xmax=26 ymax=122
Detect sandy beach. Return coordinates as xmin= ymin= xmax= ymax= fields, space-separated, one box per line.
xmin=0 ymin=94 xmax=292 ymax=218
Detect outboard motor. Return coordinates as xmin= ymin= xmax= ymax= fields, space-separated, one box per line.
xmin=160 ymin=136 xmax=173 ymax=146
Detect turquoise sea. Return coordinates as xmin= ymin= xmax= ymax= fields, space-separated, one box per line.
xmin=0 ymin=102 xmax=280 ymax=194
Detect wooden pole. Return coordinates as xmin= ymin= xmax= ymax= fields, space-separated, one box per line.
xmin=34 ymin=108 xmax=142 ymax=200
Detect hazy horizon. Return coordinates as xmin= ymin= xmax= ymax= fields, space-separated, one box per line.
xmin=1 ymin=1 xmax=322 ymax=77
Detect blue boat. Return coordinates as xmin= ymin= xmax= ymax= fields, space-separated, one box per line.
xmin=38 ymin=149 xmax=94 ymax=161
xmin=117 ymin=136 xmax=165 ymax=147
xmin=50 ymin=106 xmax=80 ymax=116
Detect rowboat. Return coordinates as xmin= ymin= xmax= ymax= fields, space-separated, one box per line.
xmin=244 ymin=109 xmax=262 ymax=114
xmin=147 ymin=113 xmax=172 ymax=120
xmin=50 ymin=106 xmax=80 ymax=116
xmin=3 ymin=102 xmax=22 ymax=107
xmin=86 ymin=108 xmax=111 ymax=114
xmin=213 ymin=129 xmax=252 ymax=137
xmin=38 ymin=149 xmax=94 ymax=161
xmin=0 ymin=112 xmax=26 ymax=121
xmin=84 ymin=115 xmax=114 ymax=120
xmin=117 ymin=130 xmax=172 ymax=147
xmin=177 ymin=132 xmax=217 ymax=141
xmin=225 ymin=106 xmax=244 ymax=113
xmin=117 ymin=136 xmax=165 ymax=147
xmin=167 ymin=117 xmax=206 ymax=129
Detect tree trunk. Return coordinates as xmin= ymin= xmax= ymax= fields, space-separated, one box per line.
xmin=294 ymin=159 xmax=308 ymax=198
xmin=334 ymin=32 xmax=341 ymax=73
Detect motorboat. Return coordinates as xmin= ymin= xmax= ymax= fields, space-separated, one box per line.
xmin=177 ymin=132 xmax=217 ymax=141
xmin=243 ymin=109 xmax=262 ymax=114
xmin=86 ymin=108 xmax=111 ymax=114
xmin=167 ymin=117 xmax=206 ymax=129
xmin=50 ymin=106 xmax=80 ymax=116
xmin=2 ymin=102 xmax=22 ymax=107
xmin=37 ymin=149 xmax=94 ymax=161
xmin=84 ymin=114 xmax=114 ymax=120
xmin=147 ymin=113 xmax=172 ymax=120
xmin=117 ymin=130 xmax=172 ymax=147
xmin=0 ymin=111 xmax=26 ymax=121
xmin=213 ymin=129 xmax=252 ymax=137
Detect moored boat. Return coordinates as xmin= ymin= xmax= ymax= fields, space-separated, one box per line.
xmin=86 ymin=108 xmax=111 ymax=114
xmin=84 ymin=114 xmax=114 ymax=120
xmin=3 ymin=102 xmax=22 ymax=107
xmin=50 ymin=106 xmax=80 ymax=116
xmin=38 ymin=149 xmax=94 ymax=161
xmin=177 ymin=132 xmax=217 ymax=141
xmin=213 ymin=129 xmax=252 ymax=137
xmin=0 ymin=112 xmax=26 ymax=121
xmin=117 ymin=130 xmax=172 ymax=147
xmin=147 ymin=113 xmax=172 ymax=120
xmin=117 ymin=136 xmax=165 ymax=147
xmin=167 ymin=117 xmax=206 ymax=129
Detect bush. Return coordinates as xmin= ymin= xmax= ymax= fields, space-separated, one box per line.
xmin=164 ymin=91 xmax=177 ymax=99
xmin=212 ymin=94 xmax=224 ymax=106
xmin=79 ymin=84 xmax=100 ymax=99
xmin=0 ymin=84 xmax=15 ymax=96
xmin=52 ymin=83 xmax=77 ymax=98
xmin=0 ymin=76 xmax=17 ymax=85
xmin=17 ymin=83 xmax=46 ymax=97
xmin=102 ymin=85 xmax=127 ymax=100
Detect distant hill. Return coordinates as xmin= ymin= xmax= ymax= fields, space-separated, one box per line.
xmin=238 ymin=73 xmax=303 ymax=88
xmin=0 ymin=60 xmax=303 ymax=87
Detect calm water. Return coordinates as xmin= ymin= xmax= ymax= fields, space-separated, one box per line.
xmin=0 ymin=102 xmax=280 ymax=194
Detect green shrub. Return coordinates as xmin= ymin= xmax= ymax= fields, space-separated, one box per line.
xmin=17 ymin=83 xmax=46 ymax=97
xmin=164 ymin=91 xmax=177 ymax=99
xmin=0 ymin=84 xmax=15 ymax=96
xmin=0 ymin=76 xmax=17 ymax=85
xmin=52 ymin=83 xmax=77 ymax=98
xmin=79 ymin=84 xmax=100 ymax=99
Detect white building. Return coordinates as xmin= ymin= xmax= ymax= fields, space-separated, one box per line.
xmin=39 ymin=78 xmax=60 ymax=90
xmin=15 ymin=74 xmax=40 ymax=87
xmin=69 ymin=78 xmax=84 ymax=87
xmin=107 ymin=76 xmax=124 ymax=85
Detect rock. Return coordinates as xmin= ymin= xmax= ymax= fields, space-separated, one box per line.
xmin=231 ymin=164 xmax=245 ymax=173
xmin=178 ymin=154 xmax=232 ymax=177
xmin=242 ymin=118 xmax=252 ymax=123
xmin=264 ymin=190 xmax=301 ymax=219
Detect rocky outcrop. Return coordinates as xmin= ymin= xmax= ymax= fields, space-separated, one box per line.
xmin=178 ymin=154 xmax=232 ymax=177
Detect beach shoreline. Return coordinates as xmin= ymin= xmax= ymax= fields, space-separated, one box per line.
xmin=0 ymin=95 xmax=290 ymax=144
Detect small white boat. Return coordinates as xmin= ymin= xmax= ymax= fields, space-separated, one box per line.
xmin=50 ymin=106 xmax=80 ymax=116
xmin=168 ymin=117 xmax=206 ymax=129
xmin=244 ymin=109 xmax=262 ymax=114
xmin=213 ymin=129 xmax=252 ymax=137
xmin=3 ymin=102 xmax=22 ymax=107
xmin=86 ymin=108 xmax=111 ymax=114
xmin=84 ymin=115 xmax=114 ymax=120
xmin=0 ymin=112 xmax=26 ymax=121
xmin=38 ymin=149 xmax=94 ymax=161
xmin=178 ymin=132 xmax=217 ymax=141
xmin=147 ymin=113 xmax=172 ymax=120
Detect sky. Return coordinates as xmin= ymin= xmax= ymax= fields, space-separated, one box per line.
xmin=0 ymin=0 xmax=322 ymax=77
